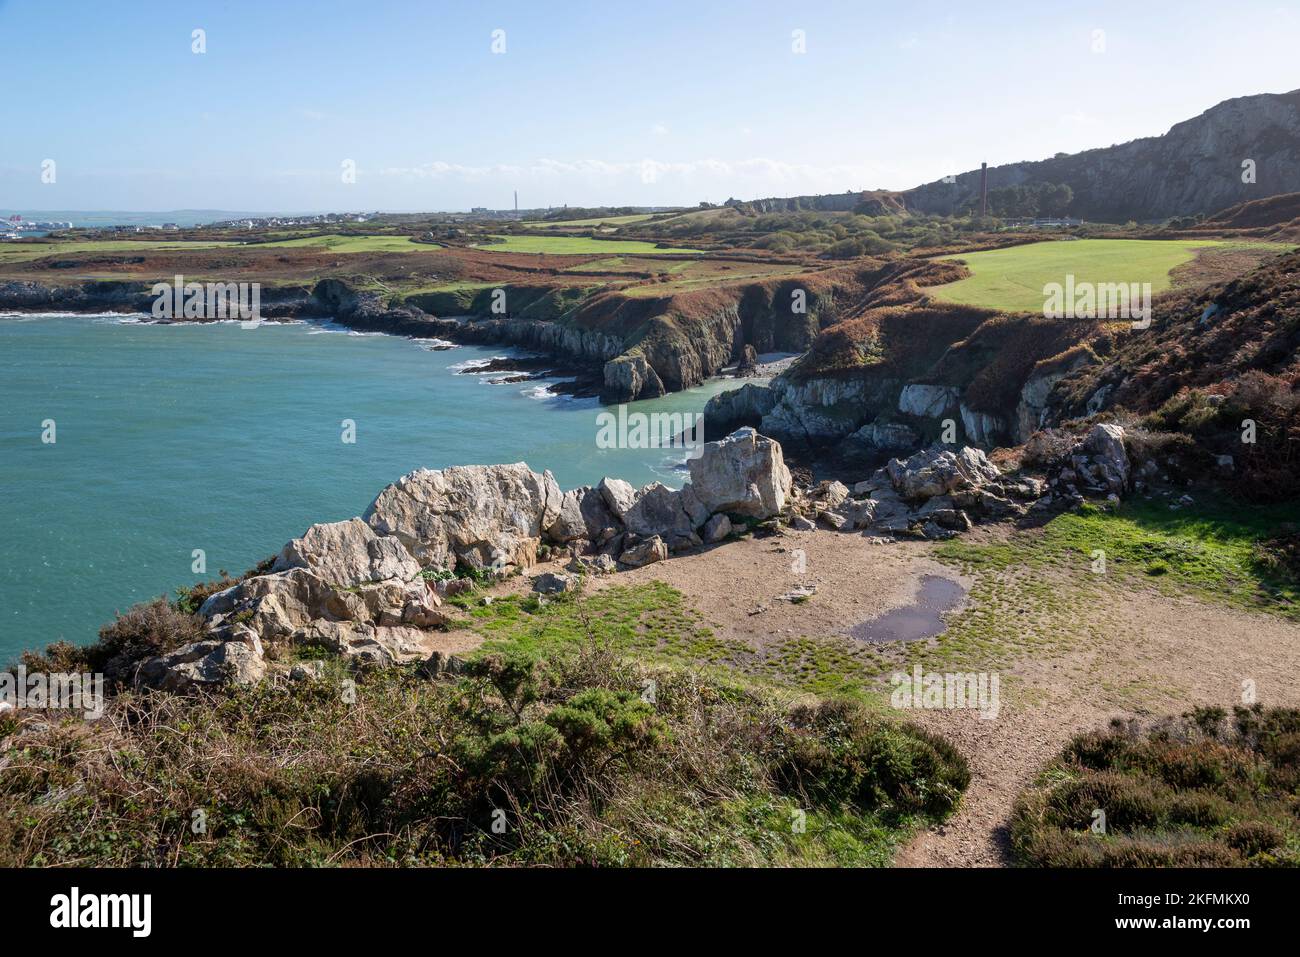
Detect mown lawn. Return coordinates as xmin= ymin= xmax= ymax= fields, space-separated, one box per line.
xmin=931 ymin=239 xmax=1290 ymax=313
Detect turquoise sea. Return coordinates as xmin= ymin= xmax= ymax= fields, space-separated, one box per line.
xmin=0 ymin=314 xmax=741 ymax=660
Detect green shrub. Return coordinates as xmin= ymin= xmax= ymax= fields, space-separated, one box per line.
xmin=1011 ymin=705 xmax=1300 ymax=867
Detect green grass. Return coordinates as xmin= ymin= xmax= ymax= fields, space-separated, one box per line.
xmin=931 ymin=239 xmax=1289 ymax=313
xmin=253 ymin=233 xmax=436 ymax=253
xmin=945 ymin=498 xmax=1300 ymax=616
xmin=0 ymin=239 xmax=238 ymax=262
xmin=474 ymin=235 xmax=702 ymax=255
xmin=522 ymin=214 xmax=656 ymax=228
xmin=458 ymin=582 xmax=897 ymax=702
xmin=917 ymin=496 xmax=1300 ymax=680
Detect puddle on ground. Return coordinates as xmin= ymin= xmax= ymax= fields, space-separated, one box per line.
xmin=848 ymin=575 xmax=966 ymax=644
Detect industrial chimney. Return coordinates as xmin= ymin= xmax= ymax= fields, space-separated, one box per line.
xmin=979 ymin=162 xmax=988 ymax=218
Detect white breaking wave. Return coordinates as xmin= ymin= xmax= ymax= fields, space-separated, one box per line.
xmin=449 ymin=356 xmax=508 ymax=373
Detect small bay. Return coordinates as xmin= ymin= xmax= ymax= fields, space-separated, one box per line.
xmin=0 ymin=315 xmax=742 ymax=657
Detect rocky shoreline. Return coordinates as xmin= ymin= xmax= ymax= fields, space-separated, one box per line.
xmin=105 ymin=421 xmax=1131 ymax=693
xmin=0 ymin=274 xmax=817 ymax=404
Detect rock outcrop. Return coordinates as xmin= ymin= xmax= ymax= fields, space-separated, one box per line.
xmin=688 ymin=427 xmax=792 ymax=518
xmin=886 ymin=446 xmax=1002 ymax=501
xmin=273 ymin=518 xmax=420 ymax=586
xmin=364 ymin=463 xmax=562 ymax=572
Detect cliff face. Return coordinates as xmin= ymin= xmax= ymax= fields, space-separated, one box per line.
xmin=706 ymin=301 xmax=1111 ymax=461
xmin=907 ymin=90 xmax=1300 ymax=222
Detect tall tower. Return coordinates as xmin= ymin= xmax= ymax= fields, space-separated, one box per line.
xmin=514 ymin=190 xmax=518 ymax=213
xmin=979 ymin=163 xmax=988 ymax=218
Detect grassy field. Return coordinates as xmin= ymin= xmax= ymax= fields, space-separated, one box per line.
xmin=0 ymin=238 xmax=237 ymax=263
xmin=931 ymin=239 xmax=1289 ymax=313
xmin=522 ymin=213 xmax=657 ymax=228
xmin=253 ymin=234 xmax=436 ymax=253
xmin=475 ymin=235 xmax=702 ymax=255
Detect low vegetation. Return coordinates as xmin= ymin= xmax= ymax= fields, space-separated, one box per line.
xmin=0 ymin=642 xmax=968 ymax=867
xmin=1011 ymin=706 xmax=1300 ymax=867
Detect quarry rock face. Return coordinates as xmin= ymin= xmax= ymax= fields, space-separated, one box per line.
xmin=364 ymin=463 xmax=562 ymax=572
xmin=688 ymin=426 xmax=792 ymax=519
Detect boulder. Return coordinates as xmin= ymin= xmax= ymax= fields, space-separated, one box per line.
xmin=200 ymin=567 xmax=335 ymax=632
xmin=548 ymin=485 xmax=618 ymax=543
xmin=136 ymin=631 xmax=266 ymax=691
xmin=836 ymin=499 xmax=877 ymax=529
xmin=566 ymin=553 xmax=617 ymax=575
xmin=1080 ymin=423 xmax=1130 ymax=494
xmin=702 ymin=513 xmax=732 ymax=543
xmin=619 ymin=536 xmax=669 ymax=568
xmin=532 ymin=572 xmax=579 ymax=594
xmin=364 ymin=463 xmax=562 ymax=572
xmin=687 ymin=427 xmax=791 ymax=519
xmin=303 ymin=620 xmax=444 ymax=669
xmin=273 ymin=518 xmax=420 ymax=587
xmin=598 ymin=477 xmax=639 ymax=519
xmin=887 ymin=446 xmax=1001 ymax=502
xmin=622 ymin=483 xmax=701 ymax=550
xmin=808 ymin=480 xmax=850 ymax=511
xmin=678 ymin=484 xmax=710 ymax=528
xmin=819 ymin=510 xmax=850 ymax=531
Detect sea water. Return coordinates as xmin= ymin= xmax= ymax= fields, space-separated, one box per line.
xmin=0 ymin=314 xmax=746 ymax=656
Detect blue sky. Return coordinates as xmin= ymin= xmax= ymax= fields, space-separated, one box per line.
xmin=3 ymin=0 xmax=1298 ymax=212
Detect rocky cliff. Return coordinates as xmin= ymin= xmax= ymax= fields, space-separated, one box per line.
xmin=705 ymin=297 xmax=1110 ymax=464
xmin=907 ymin=90 xmax=1300 ymax=222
